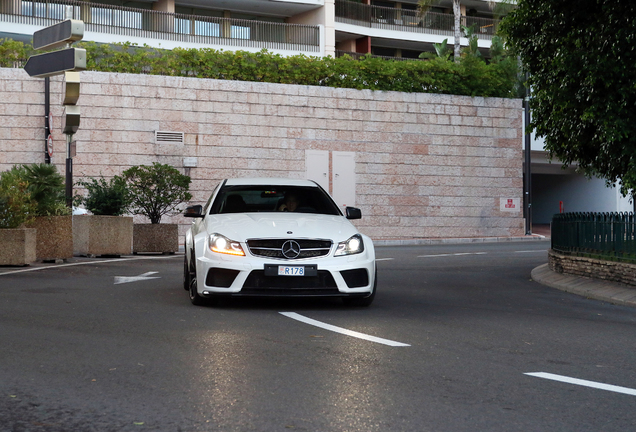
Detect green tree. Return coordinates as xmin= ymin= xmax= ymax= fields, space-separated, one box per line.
xmin=122 ymin=163 xmax=192 ymax=224
xmin=500 ymin=0 xmax=636 ymax=197
xmin=418 ymin=0 xmax=462 ymax=62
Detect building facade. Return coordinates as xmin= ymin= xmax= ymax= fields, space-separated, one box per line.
xmin=0 ymin=0 xmax=631 ymax=236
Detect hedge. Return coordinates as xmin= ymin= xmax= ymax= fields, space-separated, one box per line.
xmin=0 ymin=39 xmax=520 ymax=98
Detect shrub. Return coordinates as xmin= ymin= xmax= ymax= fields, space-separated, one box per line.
xmin=0 ymin=168 xmax=37 ymax=229
xmin=122 ymin=163 xmax=192 ymax=224
xmin=18 ymin=163 xmax=69 ymax=216
xmin=75 ymin=176 xmax=130 ymax=216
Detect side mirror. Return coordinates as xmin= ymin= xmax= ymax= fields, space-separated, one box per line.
xmin=345 ymin=206 xmax=362 ymax=220
xmin=184 ymin=205 xmax=204 ymax=218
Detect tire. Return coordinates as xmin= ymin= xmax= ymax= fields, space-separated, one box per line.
xmin=343 ymin=268 xmax=377 ymax=307
xmin=187 ymin=252 xmax=207 ymax=306
xmin=183 ymin=255 xmax=190 ymax=291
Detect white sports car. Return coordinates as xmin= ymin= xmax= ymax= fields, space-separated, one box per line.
xmin=183 ymin=178 xmax=376 ymax=306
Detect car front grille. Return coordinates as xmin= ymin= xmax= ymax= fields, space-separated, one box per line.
xmin=239 ymin=270 xmax=340 ymax=296
xmin=246 ymin=239 xmax=332 ymax=260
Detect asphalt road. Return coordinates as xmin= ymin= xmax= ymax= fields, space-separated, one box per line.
xmin=1 ymin=241 xmax=635 ymax=432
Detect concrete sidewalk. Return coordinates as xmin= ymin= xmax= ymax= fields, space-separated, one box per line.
xmin=532 ymin=264 xmax=636 ymax=308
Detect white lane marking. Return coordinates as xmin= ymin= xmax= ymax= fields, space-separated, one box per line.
xmin=114 ymin=271 xmax=160 ymax=285
xmin=525 ymin=372 xmax=636 ymax=396
xmin=0 ymin=255 xmax=180 ymax=277
xmin=417 ymin=252 xmax=487 ymax=258
xmin=280 ymin=312 xmax=410 ymax=347
xmin=376 ymin=258 xmax=394 ymax=261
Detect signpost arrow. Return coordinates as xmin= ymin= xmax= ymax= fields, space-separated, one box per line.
xmin=114 ymin=272 xmax=161 ymax=285
xmin=33 ymin=19 xmax=84 ymax=50
xmin=24 ymin=47 xmax=86 ymax=78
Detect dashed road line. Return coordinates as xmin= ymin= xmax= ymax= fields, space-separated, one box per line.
xmin=417 ymin=252 xmax=488 ymax=258
xmin=0 ymin=254 xmax=180 ymax=277
xmin=525 ymin=372 xmax=636 ymax=396
xmin=280 ymin=312 xmax=410 ymax=347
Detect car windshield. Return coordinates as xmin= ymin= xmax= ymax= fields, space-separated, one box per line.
xmin=210 ymin=185 xmax=342 ymax=216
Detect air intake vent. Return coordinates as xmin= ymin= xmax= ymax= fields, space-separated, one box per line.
xmin=155 ymin=131 xmax=184 ymax=144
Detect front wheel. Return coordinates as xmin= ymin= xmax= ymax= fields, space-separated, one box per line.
xmin=187 ymin=253 xmax=207 ymax=306
xmin=343 ymin=269 xmax=377 ymax=307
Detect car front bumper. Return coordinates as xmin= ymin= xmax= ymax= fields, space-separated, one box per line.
xmin=195 ymin=248 xmax=376 ymax=298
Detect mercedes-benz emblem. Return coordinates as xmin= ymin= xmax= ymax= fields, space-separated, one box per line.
xmin=281 ymin=240 xmax=301 ymax=259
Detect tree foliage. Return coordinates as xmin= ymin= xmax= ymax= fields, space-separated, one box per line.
xmin=122 ymin=163 xmax=192 ymax=224
xmin=500 ymin=0 xmax=636 ymax=197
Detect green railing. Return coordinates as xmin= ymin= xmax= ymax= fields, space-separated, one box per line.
xmin=552 ymin=212 xmax=636 ymax=263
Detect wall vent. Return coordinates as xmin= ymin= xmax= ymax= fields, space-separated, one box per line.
xmin=155 ymin=131 xmax=184 ymax=144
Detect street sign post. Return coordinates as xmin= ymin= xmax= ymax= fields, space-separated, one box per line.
xmin=26 ymin=17 xmax=85 ymax=207
xmin=24 ymin=48 xmax=86 ymax=78
xmin=33 ymin=19 xmax=84 ymax=50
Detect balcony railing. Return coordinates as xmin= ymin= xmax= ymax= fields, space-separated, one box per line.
xmin=1 ymin=0 xmax=321 ymax=52
xmin=335 ymin=0 xmax=498 ymax=39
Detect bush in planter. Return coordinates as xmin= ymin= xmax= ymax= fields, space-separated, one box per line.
xmin=122 ymin=163 xmax=192 ymax=253
xmin=0 ymin=168 xmax=37 ymax=265
xmin=0 ymin=167 xmax=36 ymax=229
xmin=73 ymin=175 xmax=133 ymax=257
xmin=122 ymin=163 xmax=192 ymax=224
xmin=17 ymin=163 xmax=72 ymax=260
xmin=18 ymin=163 xmax=70 ymax=216
xmin=75 ymin=175 xmax=130 ymax=216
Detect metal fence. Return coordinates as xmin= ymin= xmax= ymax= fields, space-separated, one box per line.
xmin=335 ymin=0 xmax=498 ymax=39
xmin=1 ymin=0 xmax=320 ymax=52
xmin=552 ymin=212 xmax=636 ymax=262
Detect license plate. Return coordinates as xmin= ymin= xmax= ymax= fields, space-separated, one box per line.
xmin=278 ymin=266 xmax=304 ymax=276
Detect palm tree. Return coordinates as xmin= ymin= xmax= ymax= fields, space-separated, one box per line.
xmin=418 ymin=0 xmax=462 ymax=63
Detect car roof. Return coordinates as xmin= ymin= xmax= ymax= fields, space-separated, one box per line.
xmin=224 ymin=178 xmax=319 ymax=187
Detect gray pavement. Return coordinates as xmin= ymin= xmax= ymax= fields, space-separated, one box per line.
xmin=531 ymin=263 xmax=636 ymax=308
xmin=2 ymin=232 xmax=635 ymax=309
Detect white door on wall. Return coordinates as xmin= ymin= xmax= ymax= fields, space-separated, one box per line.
xmin=305 ymin=150 xmax=329 ymax=191
xmin=332 ymin=151 xmax=356 ymax=209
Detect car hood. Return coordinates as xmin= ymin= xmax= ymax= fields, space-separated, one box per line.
xmin=205 ymin=213 xmax=359 ymax=242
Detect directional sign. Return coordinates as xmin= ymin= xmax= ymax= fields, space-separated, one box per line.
xmin=62 ymin=105 xmax=80 ymax=135
xmin=33 ymin=19 xmax=84 ymax=50
xmin=114 ymin=272 xmax=161 ymax=285
xmin=24 ymin=47 xmax=86 ymax=78
xmin=63 ymin=71 xmax=80 ymax=105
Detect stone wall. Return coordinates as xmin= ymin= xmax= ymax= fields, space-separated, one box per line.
xmin=549 ymin=250 xmax=636 ymax=287
xmin=1 ymin=67 xmax=524 ymax=241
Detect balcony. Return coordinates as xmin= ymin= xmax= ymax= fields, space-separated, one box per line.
xmin=335 ymin=0 xmax=498 ymax=40
xmin=0 ymin=0 xmax=321 ymax=53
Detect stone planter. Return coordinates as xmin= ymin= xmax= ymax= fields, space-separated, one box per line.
xmin=27 ymin=215 xmax=73 ymax=262
xmin=73 ymin=215 xmax=133 ymax=257
xmin=0 ymin=228 xmax=37 ymax=266
xmin=133 ymin=223 xmax=179 ymax=254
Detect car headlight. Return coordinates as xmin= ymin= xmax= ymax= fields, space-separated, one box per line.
xmin=335 ymin=234 xmax=364 ymax=256
xmin=209 ymin=233 xmax=245 ymax=256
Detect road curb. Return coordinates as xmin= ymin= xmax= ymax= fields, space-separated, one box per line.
xmin=531 ymin=263 xmax=636 ymax=308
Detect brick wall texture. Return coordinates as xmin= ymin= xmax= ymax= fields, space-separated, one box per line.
xmin=549 ymin=250 xmax=636 ymax=287
xmin=1 ymin=67 xmax=524 ymax=241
